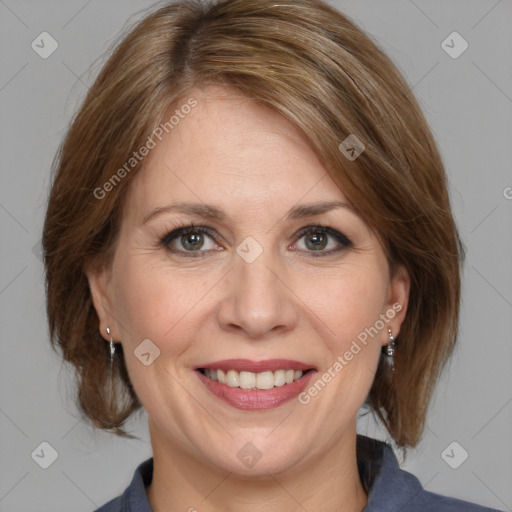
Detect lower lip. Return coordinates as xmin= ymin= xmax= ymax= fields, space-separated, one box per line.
xmin=196 ymin=370 xmax=316 ymax=410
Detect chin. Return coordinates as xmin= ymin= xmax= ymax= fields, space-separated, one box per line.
xmin=202 ymin=430 xmax=309 ymax=477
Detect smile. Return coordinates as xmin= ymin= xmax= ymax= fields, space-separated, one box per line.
xmin=195 ymin=359 xmax=317 ymax=410
xmin=199 ymin=368 xmax=308 ymax=390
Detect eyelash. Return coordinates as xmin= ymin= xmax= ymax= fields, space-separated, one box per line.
xmin=158 ymin=222 xmax=353 ymax=258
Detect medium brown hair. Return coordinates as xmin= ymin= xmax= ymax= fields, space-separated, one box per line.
xmin=43 ymin=0 xmax=463 ymax=450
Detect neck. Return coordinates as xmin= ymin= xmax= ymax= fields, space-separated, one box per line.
xmin=146 ymin=422 xmax=368 ymax=512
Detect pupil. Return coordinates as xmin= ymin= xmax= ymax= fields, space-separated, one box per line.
xmin=182 ymin=232 xmax=203 ymax=250
xmin=306 ymin=232 xmax=327 ymax=250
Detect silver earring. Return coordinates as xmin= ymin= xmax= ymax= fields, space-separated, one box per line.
xmin=385 ymin=329 xmax=396 ymax=373
xmin=106 ymin=327 xmax=116 ymax=407
xmin=106 ymin=327 xmax=115 ymax=364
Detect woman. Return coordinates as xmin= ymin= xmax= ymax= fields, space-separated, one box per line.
xmin=42 ymin=0 xmax=505 ymax=510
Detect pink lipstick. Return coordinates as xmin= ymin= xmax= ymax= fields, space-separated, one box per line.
xmin=195 ymin=359 xmax=316 ymax=410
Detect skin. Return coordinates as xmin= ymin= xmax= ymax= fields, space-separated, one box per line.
xmin=87 ymin=85 xmax=410 ymax=512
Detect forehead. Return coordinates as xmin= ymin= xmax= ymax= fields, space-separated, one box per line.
xmin=123 ymin=85 xmax=349 ymax=220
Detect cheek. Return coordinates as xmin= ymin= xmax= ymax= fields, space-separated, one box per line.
xmin=110 ymin=253 xmax=194 ymax=349
xmin=294 ymin=264 xmax=389 ymax=429
xmin=109 ymin=255 xmax=202 ymax=409
xmin=303 ymin=262 xmax=388 ymax=340
xmin=299 ymin=262 xmax=389 ymax=404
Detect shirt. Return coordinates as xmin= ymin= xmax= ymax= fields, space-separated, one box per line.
xmin=93 ymin=434 xmax=505 ymax=511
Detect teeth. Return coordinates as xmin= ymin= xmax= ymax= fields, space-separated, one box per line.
xmin=239 ymin=371 xmax=256 ymax=390
xmin=203 ymin=368 xmax=305 ymax=389
xmin=226 ymin=370 xmax=240 ymax=388
xmin=256 ymin=371 xmax=274 ymax=390
xmin=274 ymin=369 xmax=286 ymax=387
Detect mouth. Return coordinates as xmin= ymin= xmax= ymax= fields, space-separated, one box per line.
xmin=197 ymin=367 xmax=313 ymax=390
xmin=195 ymin=359 xmax=317 ymax=410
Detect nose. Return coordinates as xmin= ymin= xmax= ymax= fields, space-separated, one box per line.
xmin=216 ymin=246 xmax=298 ymax=339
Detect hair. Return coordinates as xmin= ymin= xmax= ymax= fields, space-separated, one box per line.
xmin=42 ymin=0 xmax=464 ymax=451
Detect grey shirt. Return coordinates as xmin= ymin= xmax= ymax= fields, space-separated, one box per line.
xmin=93 ymin=435 xmax=504 ymax=511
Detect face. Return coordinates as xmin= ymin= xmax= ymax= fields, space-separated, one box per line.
xmin=87 ymin=85 xmax=409 ymax=477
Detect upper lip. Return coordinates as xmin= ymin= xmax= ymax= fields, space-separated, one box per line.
xmin=196 ymin=359 xmax=316 ymax=373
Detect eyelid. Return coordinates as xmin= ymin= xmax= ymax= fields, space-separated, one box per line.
xmin=158 ymin=223 xmax=353 ymax=257
xmin=160 ymin=224 xmax=215 ymax=246
xmin=293 ymin=225 xmax=352 ymax=247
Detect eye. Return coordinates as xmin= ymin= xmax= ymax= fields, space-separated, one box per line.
xmin=159 ymin=223 xmax=352 ymax=258
xmin=160 ymin=224 xmax=220 ymax=257
xmin=292 ymin=225 xmax=352 ymax=257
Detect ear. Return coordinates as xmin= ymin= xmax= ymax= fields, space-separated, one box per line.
xmin=381 ymin=264 xmax=410 ymax=346
xmin=84 ymin=261 xmax=120 ymax=342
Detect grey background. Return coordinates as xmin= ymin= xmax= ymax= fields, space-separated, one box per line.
xmin=0 ymin=0 xmax=511 ymax=510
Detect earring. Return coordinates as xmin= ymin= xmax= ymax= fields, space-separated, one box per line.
xmin=106 ymin=327 xmax=116 ymax=409
xmin=384 ymin=329 xmax=396 ymax=373
xmin=106 ymin=327 xmax=115 ymax=364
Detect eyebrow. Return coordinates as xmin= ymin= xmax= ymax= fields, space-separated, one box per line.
xmin=142 ymin=200 xmax=353 ymax=225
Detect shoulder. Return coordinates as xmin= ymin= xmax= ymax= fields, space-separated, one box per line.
xmin=369 ymin=470 xmax=505 ymax=512
xmin=92 ymin=496 xmax=121 ymax=512
xmin=416 ymin=489 xmax=505 ymax=512
xmin=91 ymin=457 xmax=154 ymax=512
xmin=357 ymin=435 xmax=505 ymax=512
